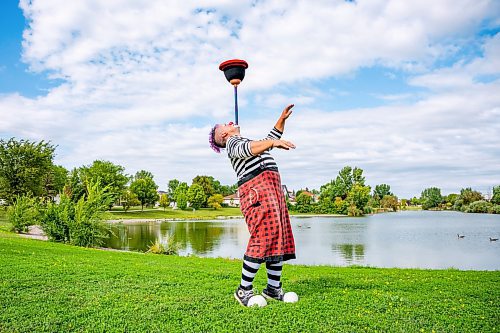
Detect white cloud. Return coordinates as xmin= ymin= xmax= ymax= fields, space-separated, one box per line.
xmin=0 ymin=0 xmax=499 ymax=196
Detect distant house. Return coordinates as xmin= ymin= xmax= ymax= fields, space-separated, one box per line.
xmin=223 ymin=192 xmax=240 ymax=207
xmin=282 ymin=185 xmax=295 ymax=201
xmin=297 ymin=190 xmax=319 ymax=202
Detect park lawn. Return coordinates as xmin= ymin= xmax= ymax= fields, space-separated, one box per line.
xmin=107 ymin=207 xmax=243 ymax=220
xmin=108 ymin=207 xmax=347 ymax=220
xmin=0 ymin=233 xmax=498 ymax=333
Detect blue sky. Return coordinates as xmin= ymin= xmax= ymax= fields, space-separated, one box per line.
xmin=1 ymin=0 xmax=499 ymax=198
xmin=0 ymin=1 xmax=59 ymax=96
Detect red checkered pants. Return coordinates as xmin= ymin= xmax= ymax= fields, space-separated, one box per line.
xmin=239 ymin=170 xmax=296 ymax=263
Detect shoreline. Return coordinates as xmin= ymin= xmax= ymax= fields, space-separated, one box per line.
xmin=17 ymin=214 xmax=347 ymax=239
xmin=106 ymin=214 xmax=347 ymax=224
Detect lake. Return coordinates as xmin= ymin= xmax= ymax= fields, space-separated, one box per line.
xmin=105 ymin=211 xmax=500 ymax=270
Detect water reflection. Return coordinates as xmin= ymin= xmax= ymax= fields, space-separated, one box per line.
xmin=105 ymin=211 xmax=500 ymax=270
xmin=333 ymin=244 xmax=365 ymax=265
xmin=107 ymin=221 xmax=239 ymax=254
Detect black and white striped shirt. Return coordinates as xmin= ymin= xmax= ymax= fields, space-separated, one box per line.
xmin=226 ymin=127 xmax=282 ymax=181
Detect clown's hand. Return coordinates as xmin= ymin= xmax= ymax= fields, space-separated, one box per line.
xmin=273 ymin=139 xmax=296 ymax=150
xmin=280 ymin=104 xmax=294 ymax=120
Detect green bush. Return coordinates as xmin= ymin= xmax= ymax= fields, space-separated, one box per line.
xmin=40 ymin=180 xmax=113 ymax=247
xmin=147 ymin=235 xmax=179 ymax=255
xmin=490 ymin=204 xmax=500 ymax=214
xmin=7 ymin=195 xmax=40 ymax=232
xmin=40 ymin=195 xmax=73 ymax=242
xmin=69 ymin=181 xmax=114 ymax=247
xmin=347 ymin=203 xmax=363 ymax=217
xmin=363 ymin=206 xmax=373 ymax=214
xmin=465 ymin=200 xmax=492 ymax=213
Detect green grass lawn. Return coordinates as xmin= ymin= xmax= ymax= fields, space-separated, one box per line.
xmin=107 ymin=206 xmax=347 ymax=220
xmin=108 ymin=207 xmax=243 ymax=220
xmin=1 ymin=232 xmax=498 ymax=332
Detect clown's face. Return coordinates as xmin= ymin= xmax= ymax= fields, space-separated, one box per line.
xmin=215 ymin=122 xmax=240 ymax=146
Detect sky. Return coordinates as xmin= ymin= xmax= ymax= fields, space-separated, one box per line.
xmin=0 ymin=0 xmax=499 ymax=198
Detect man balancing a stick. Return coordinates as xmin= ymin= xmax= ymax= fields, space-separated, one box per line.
xmin=209 ymin=104 xmax=298 ymax=307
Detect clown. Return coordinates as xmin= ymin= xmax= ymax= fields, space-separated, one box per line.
xmin=209 ymin=104 xmax=297 ymax=307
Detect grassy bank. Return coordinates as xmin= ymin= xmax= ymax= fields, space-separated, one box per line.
xmin=108 ymin=207 xmax=243 ymax=220
xmin=1 ymin=233 xmax=498 ymax=332
xmin=107 ymin=207 xmax=348 ymax=220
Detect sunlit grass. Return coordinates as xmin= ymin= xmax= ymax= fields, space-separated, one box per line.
xmin=0 ymin=232 xmax=498 ymax=332
xmin=108 ymin=206 xmax=348 ymax=220
xmin=108 ymin=207 xmax=243 ymax=220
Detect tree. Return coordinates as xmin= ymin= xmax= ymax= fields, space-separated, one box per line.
xmin=410 ymin=197 xmax=421 ymax=206
xmin=333 ymin=197 xmax=348 ymax=215
xmin=459 ymin=188 xmax=484 ymax=205
xmin=320 ymin=166 xmax=366 ymax=202
xmin=420 ymin=187 xmax=442 ymax=210
xmin=43 ymin=165 xmax=69 ymax=200
xmin=187 ymin=184 xmax=206 ymax=210
xmin=400 ymin=198 xmax=408 ymax=209
xmin=492 ymin=186 xmax=500 ymax=205
xmin=320 ymin=166 xmax=368 ymax=214
xmin=159 ymin=194 xmax=170 ymax=211
xmin=130 ymin=174 xmax=159 ymax=211
xmin=373 ymin=184 xmax=393 ymax=205
xmin=83 ymin=160 xmax=129 ymax=206
xmin=207 ymin=194 xmax=224 ymax=210
xmin=65 ymin=168 xmax=86 ymax=202
xmin=453 ymin=187 xmax=484 ymax=211
xmin=135 ymin=170 xmax=154 ymax=180
xmin=0 ymin=138 xmax=55 ymax=204
xmin=192 ymin=175 xmax=215 ymax=206
xmin=444 ymin=193 xmax=459 ymax=205
xmin=121 ymin=189 xmax=140 ymax=212
xmin=174 ymin=182 xmax=189 ymax=207
xmin=64 ymin=161 xmax=128 ymax=207
xmin=380 ymin=195 xmax=399 ymax=211
xmin=167 ymin=179 xmax=180 ymax=201
xmin=295 ymin=192 xmax=313 ymax=213
xmin=176 ymin=192 xmax=188 ymax=210
xmin=346 ymin=183 xmax=371 ymax=216
xmin=219 ymin=183 xmax=238 ymax=196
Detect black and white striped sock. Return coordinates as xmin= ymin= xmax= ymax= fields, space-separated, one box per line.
xmin=240 ymin=260 xmax=261 ymax=289
xmin=266 ymin=261 xmax=283 ymax=288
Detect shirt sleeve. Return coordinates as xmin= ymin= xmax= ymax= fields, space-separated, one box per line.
xmin=226 ymin=136 xmax=254 ymax=158
xmin=266 ymin=127 xmax=283 ymax=140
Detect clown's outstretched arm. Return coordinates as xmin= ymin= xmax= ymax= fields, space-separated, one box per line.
xmin=250 ymin=139 xmax=295 ymax=155
xmin=274 ymin=104 xmax=294 ymax=133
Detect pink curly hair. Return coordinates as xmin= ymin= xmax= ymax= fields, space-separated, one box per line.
xmin=209 ymin=124 xmax=223 ymax=153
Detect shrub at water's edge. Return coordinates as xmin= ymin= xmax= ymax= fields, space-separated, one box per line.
xmin=68 ymin=181 xmax=113 ymax=247
xmin=40 ymin=195 xmax=73 ymax=243
xmin=38 ymin=180 xmax=113 ymax=247
xmin=146 ymin=234 xmax=180 ymax=255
